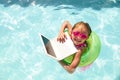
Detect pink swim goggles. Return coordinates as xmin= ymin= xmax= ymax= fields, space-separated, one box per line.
xmin=72 ymin=31 xmax=87 ymax=39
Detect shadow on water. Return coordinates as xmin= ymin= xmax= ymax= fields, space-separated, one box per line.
xmin=115 ymin=75 xmax=120 ymax=80
xmin=0 ymin=0 xmax=120 ymax=10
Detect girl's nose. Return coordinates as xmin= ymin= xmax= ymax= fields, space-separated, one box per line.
xmin=76 ymin=36 xmax=81 ymax=39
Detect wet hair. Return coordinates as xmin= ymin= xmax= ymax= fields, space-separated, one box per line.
xmin=72 ymin=21 xmax=92 ymax=36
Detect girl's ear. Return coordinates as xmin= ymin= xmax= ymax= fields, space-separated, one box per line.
xmin=86 ymin=35 xmax=89 ymax=40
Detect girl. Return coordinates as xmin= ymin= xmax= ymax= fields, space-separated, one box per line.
xmin=57 ymin=21 xmax=92 ymax=73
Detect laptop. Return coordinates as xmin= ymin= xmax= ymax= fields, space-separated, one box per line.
xmin=39 ymin=32 xmax=77 ymax=61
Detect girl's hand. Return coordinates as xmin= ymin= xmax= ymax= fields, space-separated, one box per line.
xmin=57 ymin=32 xmax=67 ymax=43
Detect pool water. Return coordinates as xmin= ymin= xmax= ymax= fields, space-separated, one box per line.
xmin=0 ymin=0 xmax=120 ymax=80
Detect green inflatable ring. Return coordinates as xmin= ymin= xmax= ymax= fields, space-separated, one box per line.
xmin=62 ymin=31 xmax=101 ymax=67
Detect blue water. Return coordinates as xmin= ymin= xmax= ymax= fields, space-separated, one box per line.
xmin=0 ymin=0 xmax=120 ymax=80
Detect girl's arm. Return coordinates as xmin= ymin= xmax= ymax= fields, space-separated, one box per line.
xmin=69 ymin=50 xmax=82 ymax=68
xmin=64 ymin=50 xmax=83 ymax=73
xmin=59 ymin=21 xmax=72 ymax=34
xmin=57 ymin=21 xmax=72 ymax=42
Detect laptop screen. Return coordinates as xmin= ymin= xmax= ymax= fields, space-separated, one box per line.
xmin=41 ymin=35 xmax=57 ymax=58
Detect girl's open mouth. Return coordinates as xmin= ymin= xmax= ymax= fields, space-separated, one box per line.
xmin=74 ymin=38 xmax=82 ymax=42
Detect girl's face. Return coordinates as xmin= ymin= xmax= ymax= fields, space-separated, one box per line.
xmin=71 ymin=25 xmax=89 ymax=45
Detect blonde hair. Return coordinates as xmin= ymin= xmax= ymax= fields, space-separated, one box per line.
xmin=72 ymin=21 xmax=92 ymax=36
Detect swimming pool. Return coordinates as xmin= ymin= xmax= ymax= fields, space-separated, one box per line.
xmin=0 ymin=0 xmax=120 ymax=80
